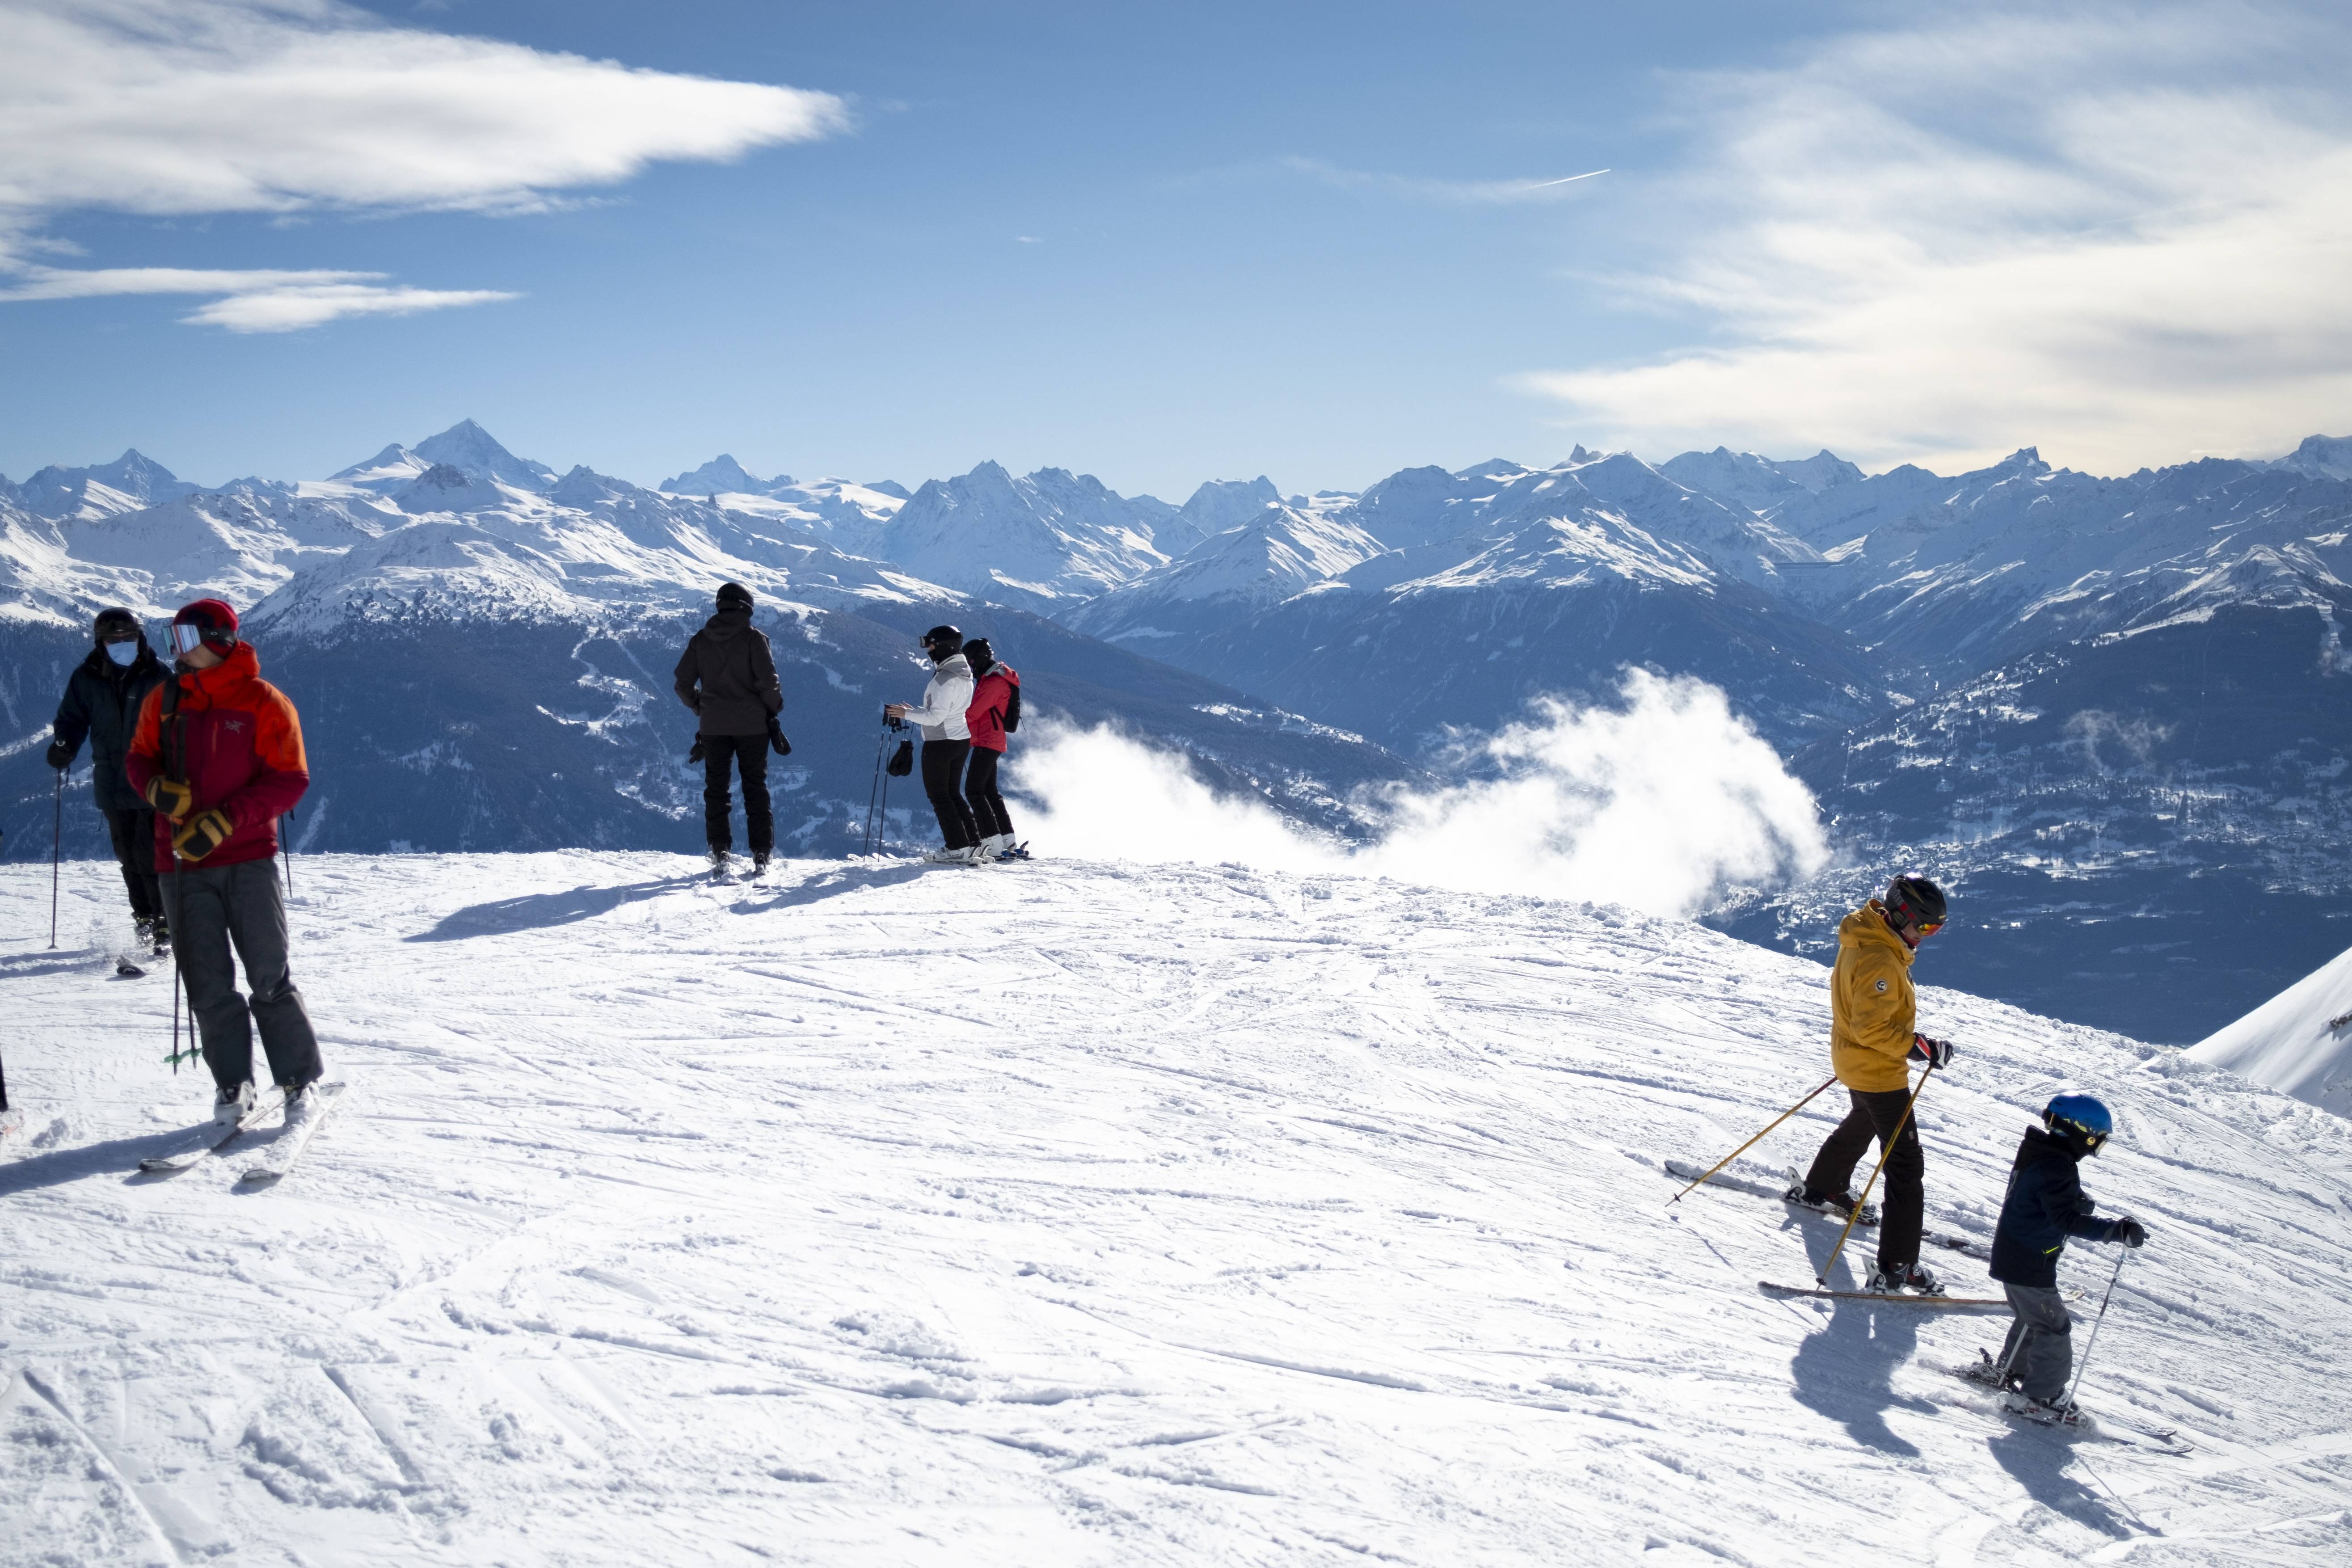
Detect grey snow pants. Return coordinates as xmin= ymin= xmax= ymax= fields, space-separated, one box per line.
xmin=161 ymin=857 xmax=324 ymax=1098
xmin=1996 ymin=1282 xmax=2074 ymax=1403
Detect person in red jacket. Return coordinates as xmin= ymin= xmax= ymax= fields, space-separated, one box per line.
xmin=125 ymin=599 xmax=325 ymax=1125
xmin=961 ymin=637 xmax=1023 ymax=862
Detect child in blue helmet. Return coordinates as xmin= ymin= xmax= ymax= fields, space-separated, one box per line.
xmin=1975 ymin=1094 xmax=2150 ymax=1422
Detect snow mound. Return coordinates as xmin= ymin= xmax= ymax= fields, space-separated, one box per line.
xmin=2188 ymin=941 xmax=2352 ymax=1115
xmin=3 ymin=853 xmax=2349 ymax=1564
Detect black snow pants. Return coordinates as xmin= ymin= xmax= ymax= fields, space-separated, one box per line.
xmin=964 ymin=747 xmax=1014 ymax=839
xmin=1802 ymin=1086 xmax=1925 ymax=1273
xmin=921 ymin=738 xmax=979 ymax=850
xmin=702 ymin=733 xmax=772 ymax=856
xmin=103 ymin=806 xmax=164 ymax=923
xmin=161 ymin=857 xmax=324 ymax=1097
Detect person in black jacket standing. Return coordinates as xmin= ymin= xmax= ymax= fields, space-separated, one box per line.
xmin=1975 ymin=1093 xmax=2149 ymax=1422
xmin=46 ymin=607 xmax=172 ymax=954
xmin=672 ymin=582 xmax=785 ymax=877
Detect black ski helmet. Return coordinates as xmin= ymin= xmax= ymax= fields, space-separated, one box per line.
xmin=716 ymin=581 xmax=754 ymax=612
xmin=1885 ymin=874 xmax=1947 ymax=931
xmin=93 ymin=606 xmax=140 ymax=642
xmin=963 ymin=636 xmax=995 ymax=673
xmin=921 ymin=624 xmax=963 ymax=655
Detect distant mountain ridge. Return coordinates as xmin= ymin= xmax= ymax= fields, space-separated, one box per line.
xmin=6 ymin=418 xmax=2350 ymax=1045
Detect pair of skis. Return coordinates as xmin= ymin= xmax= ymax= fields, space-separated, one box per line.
xmin=137 ymin=1082 xmax=348 ymax=1185
xmin=1662 ymin=1158 xmax=2015 ymax=1311
xmin=1951 ymin=1355 xmax=2192 ymax=1452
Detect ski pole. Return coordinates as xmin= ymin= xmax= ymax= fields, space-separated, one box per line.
xmin=1818 ymin=1064 xmax=1935 ymax=1286
xmin=2063 ymin=1245 xmax=2130 ymax=1411
xmin=50 ymin=766 xmax=64 ymax=948
xmin=280 ymin=809 xmax=295 ymax=898
xmin=1668 ymin=1075 xmax=1838 ymax=1206
xmin=862 ymin=714 xmax=890 ymax=854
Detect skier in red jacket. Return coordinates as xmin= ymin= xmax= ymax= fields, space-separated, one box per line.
xmin=961 ymin=637 xmax=1023 ymax=862
xmin=125 ymin=599 xmax=325 ymax=1129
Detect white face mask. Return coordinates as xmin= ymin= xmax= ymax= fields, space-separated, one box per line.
xmin=105 ymin=640 xmax=139 ymax=667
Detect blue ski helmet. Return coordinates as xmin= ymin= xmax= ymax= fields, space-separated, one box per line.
xmin=2043 ymin=1094 xmax=2113 ymax=1155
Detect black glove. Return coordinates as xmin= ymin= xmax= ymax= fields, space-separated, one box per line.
xmin=1907 ymin=1035 xmax=1954 ymax=1069
xmin=45 ymin=738 xmax=72 ymax=769
xmin=687 ymin=739 xmax=706 ymax=764
xmin=886 ymin=739 xmax=914 ymax=777
xmin=2115 ymin=1217 xmax=2147 ymax=1249
xmin=766 ymin=716 xmax=791 ymax=756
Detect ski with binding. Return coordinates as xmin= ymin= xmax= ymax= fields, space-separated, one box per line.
xmin=237 ymin=1082 xmax=349 ymax=1186
xmin=1662 ymin=1159 xmax=1989 ymax=1260
xmin=1757 ymin=1281 xmax=2014 ymax=1312
xmin=137 ymin=1086 xmax=286 ymax=1173
xmin=1947 ymin=1364 xmax=2192 ymax=1452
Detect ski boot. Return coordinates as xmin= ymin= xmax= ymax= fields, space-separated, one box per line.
xmin=150 ymin=915 xmax=171 ymax=958
xmin=1864 ymin=1260 xmax=1946 ymax=1296
xmin=2003 ymin=1391 xmax=2082 ymax=1427
xmin=214 ymin=1080 xmax=257 ymax=1128
xmin=922 ymin=845 xmax=977 ymax=865
xmin=1782 ymin=1175 xmax=1879 ymax=1226
xmin=750 ymin=850 xmax=771 ymax=879
xmin=1962 ymin=1348 xmax=2019 ymax=1391
xmin=707 ymin=849 xmax=733 ymax=882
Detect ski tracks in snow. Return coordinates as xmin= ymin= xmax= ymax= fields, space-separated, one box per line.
xmin=1 ymin=850 xmax=2349 ymax=1565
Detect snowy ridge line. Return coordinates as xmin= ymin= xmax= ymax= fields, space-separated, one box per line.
xmin=1 ymin=850 xmax=2349 ymax=1563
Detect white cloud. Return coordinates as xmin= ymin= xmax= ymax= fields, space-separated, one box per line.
xmin=1517 ymin=2 xmax=2352 ymax=474
xmin=0 ymin=0 xmax=848 ymax=326
xmin=1281 ymin=156 xmax=1610 ymax=206
xmin=1008 ymin=671 xmax=1828 ymax=919
xmin=0 ymin=263 xmax=515 ymax=329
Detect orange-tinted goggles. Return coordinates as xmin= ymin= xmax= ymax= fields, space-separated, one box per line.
xmin=1914 ymin=919 xmax=1946 ymax=936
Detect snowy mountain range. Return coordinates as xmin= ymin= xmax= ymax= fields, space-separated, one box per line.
xmin=4 ymin=418 xmax=2348 ymax=1044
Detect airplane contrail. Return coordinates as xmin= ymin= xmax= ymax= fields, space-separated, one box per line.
xmin=1522 ymin=169 xmax=1611 ymax=190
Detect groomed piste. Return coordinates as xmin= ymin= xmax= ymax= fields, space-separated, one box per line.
xmin=4 ymin=852 xmax=2349 ymax=1566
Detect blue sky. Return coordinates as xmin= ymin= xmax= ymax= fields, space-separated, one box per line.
xmin=2 ymin=1 xmax=2348 ymax=498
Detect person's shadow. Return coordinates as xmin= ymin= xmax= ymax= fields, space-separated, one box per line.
xmin=405 ymin=875 xmax=706 ymax=940
xmin=1789 ymin=1295 xmax=1934 ymax=1456
xmin=0 ymin=1128 xmax=212 ymax=1198
xmin=1986 ymin=1421 xmax=2136 ymax=1538
xmin=1784 ymin=1218 xmax=1940 ymax=1455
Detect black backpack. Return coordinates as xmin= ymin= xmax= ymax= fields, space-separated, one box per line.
xmin=1003 ymin=683 xmax=1022 ymax=735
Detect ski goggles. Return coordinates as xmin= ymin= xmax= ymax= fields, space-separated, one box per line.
xmin=1914 ymin=918 xmax=1946 ymax=936
xmin=170 ymin=622 xmax=211 ymax=655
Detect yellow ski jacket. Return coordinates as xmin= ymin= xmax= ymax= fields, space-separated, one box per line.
xmin=1830 ymin=901 xmax=1917 ymax=1092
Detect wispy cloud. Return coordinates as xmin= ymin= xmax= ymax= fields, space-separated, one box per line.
xmin=1279 ymin=156 xmax=1609 ymax=206
xmin=0 ymin=0 xmax=849 ymax=327
xmin=0 ymin=265 xmax=516 ymax=330
xmin=1515 ymin=2 xmax=2352 ymax=474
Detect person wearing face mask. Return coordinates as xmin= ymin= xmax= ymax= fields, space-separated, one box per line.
xmin=125 ymin=598 xmax=325 ymax=1132
xmin=46 ymin=607 xmax=173 ymax=956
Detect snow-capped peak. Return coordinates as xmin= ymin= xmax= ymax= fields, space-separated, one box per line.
xmin=660 ymin=454 xmax=793 ymax=496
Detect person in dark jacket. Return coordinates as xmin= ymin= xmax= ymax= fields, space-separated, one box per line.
xmin=961 ymin=637 xmax=1022 ymax=861
xmin=672 ymin=582 xmax=785 ymax=875
xmin=124 ymin=599 xmax=326 ymax=1127
xmin=1979 ymin=1093 xmax=2148 ymax=1420
xmin=48 ymin=607 xmax=173 ymax=953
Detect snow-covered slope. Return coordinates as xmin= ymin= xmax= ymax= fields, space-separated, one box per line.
xmin=4 ymin=852 xmax=2348 ymax=1565
xmin=2188 ymin=942 xmax=2352 ymax=1115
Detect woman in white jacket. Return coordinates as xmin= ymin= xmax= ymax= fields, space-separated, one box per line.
xmin=884 ymin=625 xmax=983 ymax=863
